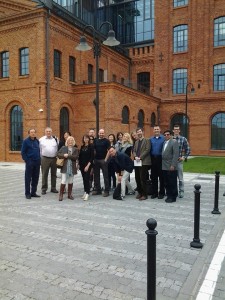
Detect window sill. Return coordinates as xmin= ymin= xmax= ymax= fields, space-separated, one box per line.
xmin=69 ymin=81 xmax=76 ymax=85
xmin=0 ymin=77 xmax=10 ymax=81
xmin=173 ymin=51 xmax=188 ymax=55
xmin=19 ymin=75 xmax=29 ymax=79
xmin=54 ymin=77 xmax=63 ymax=81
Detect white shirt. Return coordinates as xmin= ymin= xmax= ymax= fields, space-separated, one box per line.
xmin=39 ymin=136 xmax=58 ymax=157
xmin=163 ymin=140 xmax=169 ymax=152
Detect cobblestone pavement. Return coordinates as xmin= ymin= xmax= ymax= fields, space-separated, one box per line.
xmin=0 ymin=162 xmax=225 ymax=300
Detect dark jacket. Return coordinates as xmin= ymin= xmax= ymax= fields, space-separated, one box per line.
xmin=79 ymin=144 xmax=94 ymax=168
xmin=114 ymin=151 xmax=134 ymax=174
xmin=21 ymin=137 xmax=41 ymax=162
xmin=57 ymin=146 xmax=79 ymax=174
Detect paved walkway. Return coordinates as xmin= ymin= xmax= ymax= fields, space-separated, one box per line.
xmin=0 ymin=162 xmax=225 ymax=300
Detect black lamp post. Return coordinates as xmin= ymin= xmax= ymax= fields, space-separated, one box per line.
xmin=185 ymin=83 xmax=195 ymax=138
xmin=75 ymin=22 xmax=120 ymax=134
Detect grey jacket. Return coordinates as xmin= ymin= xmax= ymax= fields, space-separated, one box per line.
xmin=162 ymin=139 xmax=179 ymax=170
xmin=57 ymin=146 xmax=79 ymax=174
xmin=133 ymin=138 xmax=151 ymax=166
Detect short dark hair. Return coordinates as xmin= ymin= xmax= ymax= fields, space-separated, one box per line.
xmin=136 ymin=127 xmax=143 ymax=132
xmin=163 ymin=129 xmax=172 ymax=135
xmin=28 ymin=128 xmax=36 ymax=134
xmin=173 ymin=124 xmax=180 ymax=129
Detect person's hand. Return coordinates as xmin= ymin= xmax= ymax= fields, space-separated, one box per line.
xmin=170 ymin=166 xmax=175 ymax=171
xmin=135 ymin=157 xmax=140 ymax=161
xmin=178 ymin=157 xmax=184 ymax=162
xmin=64 ymin=153 xmax=68 ymax=158
xmin=84 ymin=165 xmax=89 ymax=172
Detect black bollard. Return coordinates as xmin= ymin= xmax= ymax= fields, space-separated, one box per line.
xmin=212 ymin=171 xmax=221 ymax=214
xmin=190 ymin=184 xmax=203 ymax=249
xmin=145 ymin=218 xmax=158 ymax=300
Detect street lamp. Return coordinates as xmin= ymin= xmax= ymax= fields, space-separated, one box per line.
xmin=75 ymin=22 xmax=120 ymax=134
xmin=185 ymin=83 xmax=195 ymax=139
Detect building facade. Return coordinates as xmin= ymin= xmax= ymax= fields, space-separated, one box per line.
xmin=0 ymin=0 xmax=225 ymax=162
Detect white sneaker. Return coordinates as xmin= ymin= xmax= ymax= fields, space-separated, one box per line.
xmin=83 ymin=194 xmax=89 ymax=201
xmin=81 ymin=192 xmax=86 ymax=199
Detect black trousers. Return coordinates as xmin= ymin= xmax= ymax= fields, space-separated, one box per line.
xmin=93 ymin=159 xmax=109 ymax=192
xmin=25 ymin=159 xmax=41 ymax=196
xmin=163 ymin=170 xmax=178 ymax=200
xmin=151 ymin=156 xmax=165 ymax=196
xmin=108 ymin=160 xmax=116 ymax=189
xmin=80 ymin=166 xmax=91 ymax=194
xmin=135 ymin=165 xmax=149 ymax=197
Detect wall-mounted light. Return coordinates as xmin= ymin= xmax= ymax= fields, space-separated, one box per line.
xmin=38 ymin=108 xmax=44 ymax=112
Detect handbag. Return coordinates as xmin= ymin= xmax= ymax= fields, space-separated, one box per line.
xmin=56 ymin=157 xmax=64 ymax=168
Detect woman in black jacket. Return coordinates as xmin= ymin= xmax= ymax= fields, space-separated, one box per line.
xmin=79 ymin=135 xmax=94 ymax=201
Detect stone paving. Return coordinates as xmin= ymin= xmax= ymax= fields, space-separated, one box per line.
xmin=0 ymin=162 xmax=225 ymax=300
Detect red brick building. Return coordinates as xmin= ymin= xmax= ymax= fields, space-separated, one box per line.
xmin=0 ymin=0 xmax=225 ymax=162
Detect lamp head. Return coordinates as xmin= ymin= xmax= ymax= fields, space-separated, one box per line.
xmin=103 ymin=29 xmax=120 ymax=47
xmin=75 ymin=36 xmax=92 ymax=51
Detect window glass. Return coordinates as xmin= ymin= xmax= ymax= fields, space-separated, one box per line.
xmin=1 ymin=51 xmax=9 ymax=78
xmin=173 ymin=25 xmax=188 ymax=53
xmin=138 ymin=109 xmax=144 ymax=128
xmin=214 ymin=64 xmax=225 ymax=91
xmin=20 ymin=48 xmax=29 ymax=76
xmin=173 ymin=69 xmax=187 ymax=94
xmin=137 ymin=72 xmax=150 ymax=94
xmin=174 ymin=0 xmax=188 ymax=8
xmin=211 ymin=113 xmax=225 ymax=149
xmin=60 ymin=107 xmax=69 ymax=139
xmin=10 ymin=105 xmax=23 ymax=151
xmin=214 ymin=17 xmax=225 ymax=47
xmin=54 ymin=50 xmax=61 ymax=78
xmin=122 ymin=106 xmax=129 ymax=124
xmin=69 ymin=56 xmax=76 ymax=82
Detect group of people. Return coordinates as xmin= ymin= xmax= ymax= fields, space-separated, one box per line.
xmin=21 ymin=123 xmax=190 ymax=203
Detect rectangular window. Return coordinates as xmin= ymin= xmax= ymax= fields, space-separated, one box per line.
xmin=112 ymin=74 xmax=117 ymax=82
xmin=214 ymin=64 xmax=225 ymax=91
xmin=174 ymin=0 xmax=188 ymax=7
xmin=20 ymin=48 xmax=29 ymax=76
xmin=99 ymin=68 xmax=104 ymax=82
xmin=173 ymin=69 xmax=187 ymax=94
xmin=0 ymin=51 xmax=9 ymax=78
xmin=214 ymin=17 xmax=225 ymax=47
xmin=173 ymin=25 xmax=188 ymax=53
xmin=88 ymin=64 xmax=93 ymax=83
xmin=69 ymin=56 xmax=75 ymax=82
xmin=54 ymin=50 xmax=61 ymax=78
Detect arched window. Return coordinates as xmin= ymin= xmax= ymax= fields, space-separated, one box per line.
xmin=122 ymin=106 xmax=129 ymax=124
xmin=60 ymin=107 xmax=69 ymax=139
xmin=10 ymin=105 xmax=23 ymax=151
xmin=151 ymin=112 xmax=156 ymax=127
xmin=211 ymin=113 xmax=225 ymax=150
xmin=170 ymin=113 xmax=188 ymax=137
xmin=138 ymin=109 xmax=144 ymax=128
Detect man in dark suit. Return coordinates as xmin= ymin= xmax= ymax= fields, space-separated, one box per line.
xmin=162 ymin=130 xmax=179 ymax=203
xmin=133 ymin=128 xmax=151 ymax=201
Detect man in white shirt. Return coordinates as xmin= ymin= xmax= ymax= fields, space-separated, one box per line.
xmin=39 ymin=127 xmax=58 ymax=195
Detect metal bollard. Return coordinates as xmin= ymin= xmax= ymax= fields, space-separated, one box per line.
xmin=212 ymin=171 xmax=221 ymax=214
xmin=145 ymin=218 xmax=158 ymax=300
xmin=190 ymin=184 xmax=203 ymax=249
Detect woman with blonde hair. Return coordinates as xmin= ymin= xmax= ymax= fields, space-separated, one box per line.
xmin=57 ymin=136 xmax=79 ymax=201
xmin=119 ymin=132 xmax=133 ymax=157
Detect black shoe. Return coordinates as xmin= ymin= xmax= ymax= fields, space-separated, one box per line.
xmin=51 ymin=189 xmax=58 ymax=193
xmin=158 ymin=194 xmax=165 ymax=199
xmin=151 ymin=194 xmax=158 ymax=199
xmin=165 ymin=198 xmax=176 ymax=203
xmin=31 ymin=193 xmax=41 ymax=198
xmin=116 ymin=195 xmax=125 ymax=201
xmin=41 ymin=191 xmax=46 ymax=195
xmin=26 ymin=195 xmax=31 ymax=199
xmin=103 ymin=192 xmax=109 ymax=197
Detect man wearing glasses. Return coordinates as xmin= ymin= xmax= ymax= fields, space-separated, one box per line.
xmin=162 ymin=130 xmax=179 ymax=203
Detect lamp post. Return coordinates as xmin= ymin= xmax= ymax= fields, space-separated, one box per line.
xmin=75 ymin=22 xmax=120 ymax=134
xmin=185 ymin=83 xmax=195 ymax=139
